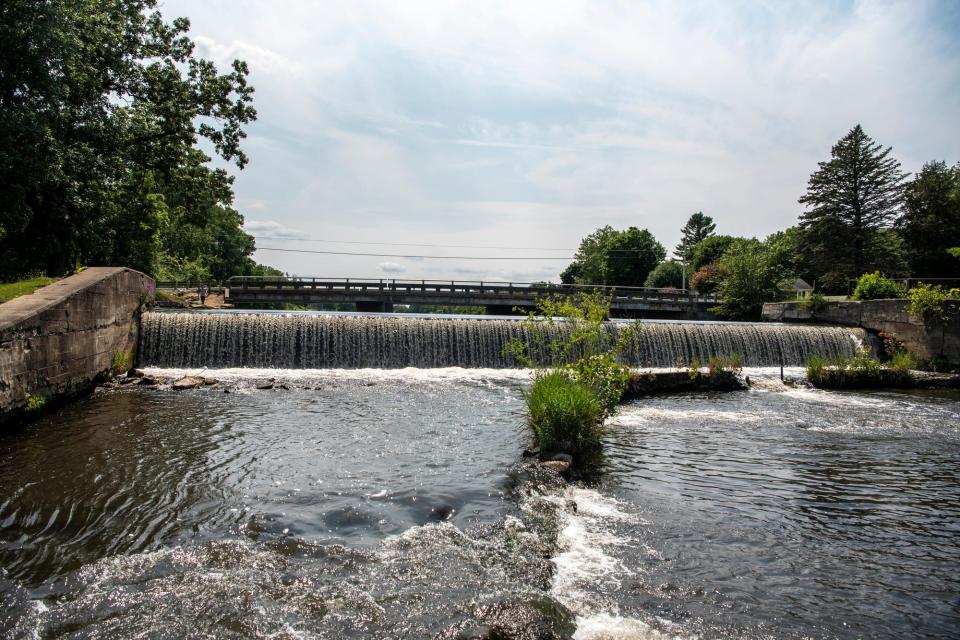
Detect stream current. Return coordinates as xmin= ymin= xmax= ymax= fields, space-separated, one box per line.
xmin=1 ymin=368 xmax=958 ymax=638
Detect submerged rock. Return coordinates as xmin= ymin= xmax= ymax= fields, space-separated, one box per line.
xmin=171 ymin=376 xmax=204 ymax=390
xmin=256 ymin=382 xmax=274 ymax=390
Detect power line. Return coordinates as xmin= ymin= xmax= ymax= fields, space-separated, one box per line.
xmin=255 ymin=247 xmax=573 ymax=260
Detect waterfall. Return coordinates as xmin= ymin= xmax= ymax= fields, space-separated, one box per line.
xmin=139 ymin=312 xmax=863 ymax=369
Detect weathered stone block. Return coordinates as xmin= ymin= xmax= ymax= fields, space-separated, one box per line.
xmin=0 ymin=267 xmax=154 ymax=427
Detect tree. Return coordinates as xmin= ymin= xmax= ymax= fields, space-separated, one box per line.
xmin=562 ymin=226 xmax=666 ymax=287
xmin=688 ymin=234 xmax=738 ymax=271
xmin=0 ymin=0 xmax=261 ymax=280
xmin=898 ymin=161 xmax=960 ymax=278
xmin=797 ymin=124 xmax=908 ymax=286
xmin=712 ymin=234 xmax=794 ymax=320
xmin=644 ymin=261 xmax=685 ymax=289
xmin=674 ymin=212 xmax=716 ymax=262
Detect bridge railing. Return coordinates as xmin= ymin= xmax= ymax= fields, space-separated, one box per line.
xmin=225 ymin=276 xmax=718 ymax=303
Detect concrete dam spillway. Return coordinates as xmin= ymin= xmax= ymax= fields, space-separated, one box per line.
xmin=138 ymin=311 xmax=863 ymax=369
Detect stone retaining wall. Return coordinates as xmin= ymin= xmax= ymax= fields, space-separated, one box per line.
xmin=762 ymin=299 xmax=960 ymax=366
xmin=0 ymin=267 xmax=154 ymax=427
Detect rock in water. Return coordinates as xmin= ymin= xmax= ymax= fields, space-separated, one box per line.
xmin=540 ymin=460 xmax=571 ymax=474
xmin=171 ymin=376 xmax=204 ymax=390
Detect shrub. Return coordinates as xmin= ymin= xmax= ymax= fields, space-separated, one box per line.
xmin=688 ymin=358 xmax=702 ymax=380
xmin=806 ymin=355 xmax=827 ymax=383
xmin=850 ymin=272 xmax=903 ymax=300
xmin=889 ymin=351 xmax=916 ymax=373
xmin=801 ymin=291 xmax=827 ymax=315
xmin=708 ymin=353 xmax=744 ymax=379
xmin=111 ymin=350 xmax=129 ymax=372
xmin=524 ymin=371 xmax=602 ymax=461
xmin=566 ymin=353 xmax=629 ymax=420
xmin=906 ymin=283 xmax=960 ymax=323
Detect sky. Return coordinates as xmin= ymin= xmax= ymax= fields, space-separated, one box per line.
xmin=164 ymin=0 xmax=960 ymax=282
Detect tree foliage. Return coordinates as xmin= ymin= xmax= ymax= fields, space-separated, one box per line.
xmin=797 ymin=125 xmax=908 ymax=288
xmin=0 ymin=0 xmax=270 ymax=280
xmin=644 ymin=261 xmax=685 ymax=289
xmin=899 ymin=161 xmax=960 ymax=278
xmin=560 ymin=226 xmax=665 ymax=287
xmin=688 ymin=234 xmax=737 ymax=272
xmin=712 ymin=236 xmax=793 ymax=320
xmin=674 ymin=212 xmax=716 ymax=262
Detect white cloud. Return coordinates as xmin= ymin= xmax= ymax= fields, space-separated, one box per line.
xmin=379 ymin=261 xmax=407 ymax=274
xmin=243 ymin=220 xmax=306 ymax=240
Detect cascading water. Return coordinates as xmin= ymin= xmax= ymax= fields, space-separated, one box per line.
xmin=139 ymin=311 xmax=863 ymax=369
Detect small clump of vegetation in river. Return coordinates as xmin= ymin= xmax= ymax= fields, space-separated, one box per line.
xmin=505 ymin=291 xmax=636 ymax=471
xmin=708 ymin=353 xmax=744 ymax=380
xmin=806 ymin=347 xmax=914 ymax=389
xmin=525 ymin=371 xmax=603 ymax=461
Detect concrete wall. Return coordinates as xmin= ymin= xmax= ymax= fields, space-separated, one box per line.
xmin=0 ymin=267 xmax=154 ymax=426
xmin=762 ymin=299 xmax=960 ymax=365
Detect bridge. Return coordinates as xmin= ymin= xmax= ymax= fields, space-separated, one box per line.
xmin=221 ymin=277 xmax=718 ymax=318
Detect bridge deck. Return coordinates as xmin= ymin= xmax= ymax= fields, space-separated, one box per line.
xmin=222 ymin=277 xmax=717 ymax=317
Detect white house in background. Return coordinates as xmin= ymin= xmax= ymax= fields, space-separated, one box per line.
xmin=779 ymin=277 xmax=814 ymax=300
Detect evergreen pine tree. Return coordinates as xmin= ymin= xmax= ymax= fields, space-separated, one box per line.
xmin=674 ymin=212 xmax=716 ymax=262
xmin=798 ymin=125 xmax=908 ymax=280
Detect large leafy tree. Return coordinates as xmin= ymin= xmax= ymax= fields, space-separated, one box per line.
xmin=560 ymin=226 xmax=666 ymax=287
xmin=712 ymin=234 xmax=794 ymax=320
xmin=797 ymin=125 xmax=908 ymax=289
xmin=0 ymin=0 xmax=260 ymax=279
xmin=674 ymin=212 xmax=716 ymax=262
xmin=898 ymin=160 xmax=960 ymax=278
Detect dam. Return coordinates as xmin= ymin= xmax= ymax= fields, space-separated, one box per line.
xmin=139 ymin=310 xmax=863 ymax=369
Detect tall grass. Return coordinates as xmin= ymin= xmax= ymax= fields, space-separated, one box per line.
xmin=524 ymin=371 xmax=602 ymax=461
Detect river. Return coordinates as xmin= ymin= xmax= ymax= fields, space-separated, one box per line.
xmin=1 ymin=367 xmax=958 ymax=638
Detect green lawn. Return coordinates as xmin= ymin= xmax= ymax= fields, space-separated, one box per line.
xmin=0 ymin=277 xmax=56 ymax=303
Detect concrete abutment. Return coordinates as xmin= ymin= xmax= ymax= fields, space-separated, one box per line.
xmin=0 ymin=267 xmax=154 ymax=428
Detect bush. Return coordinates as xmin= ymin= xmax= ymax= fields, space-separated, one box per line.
xmin=801 ymin=291 xmax=828 ymax=314
xmin=850 ymin=272 xmax=903 ymax=300
xmin=524 ymin=371 xmax=602 ymax=461
xmin=708 ymin=353 xmax=744 ymax=379
xmin=906 ymin=283 xmax=960 ymax=323
xmin=566 ymin=353 xmax=629 ymax=420
xmin=889 ymin=351 xmax=916 ymax=373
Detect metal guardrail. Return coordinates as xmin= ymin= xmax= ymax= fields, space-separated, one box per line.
xmin=155 ymin=281 xmax=223 ymax=290
xmin=225 ymin=277 xmax=719 ymax=304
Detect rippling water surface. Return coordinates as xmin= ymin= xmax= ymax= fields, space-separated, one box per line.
xmin=1 ymin=368 xmax=958 ymax=639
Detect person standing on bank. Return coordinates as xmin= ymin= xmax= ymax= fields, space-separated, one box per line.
xmin=199 ymin=285 xmax=208 ymax=306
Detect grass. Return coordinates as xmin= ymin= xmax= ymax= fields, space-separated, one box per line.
xmin=806 ymin=348 xmax=914 ymax=389
xmin=524 ymin=370 xmax=602 ymax=463
xmin=0 ymin=276 xmax=56 ymax=303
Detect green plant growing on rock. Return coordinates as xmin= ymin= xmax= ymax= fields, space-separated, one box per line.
xmin=112 ymin=350 xmax=129 ymax=373
xmin=806 ymin=347 xmax=913 ymax=389
xmin=505 ymin=292 xmax=638 ymax=471
xmin=801 ymin=291 xmax=828 ymax=315
xmin=25 ymin=394 xmax=47 ymax=412
xmin=708 ymin=353 xmax=744 ymax=379
xmin=906 ymin=283 xmax=960 ymax=323
xmin=688 ymin=358 xmax=702 ymax=380
xmin=889 ymin=351 xmax=916 ymax=373
xmin=524 ymin=371 xmax=602 ymax=462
